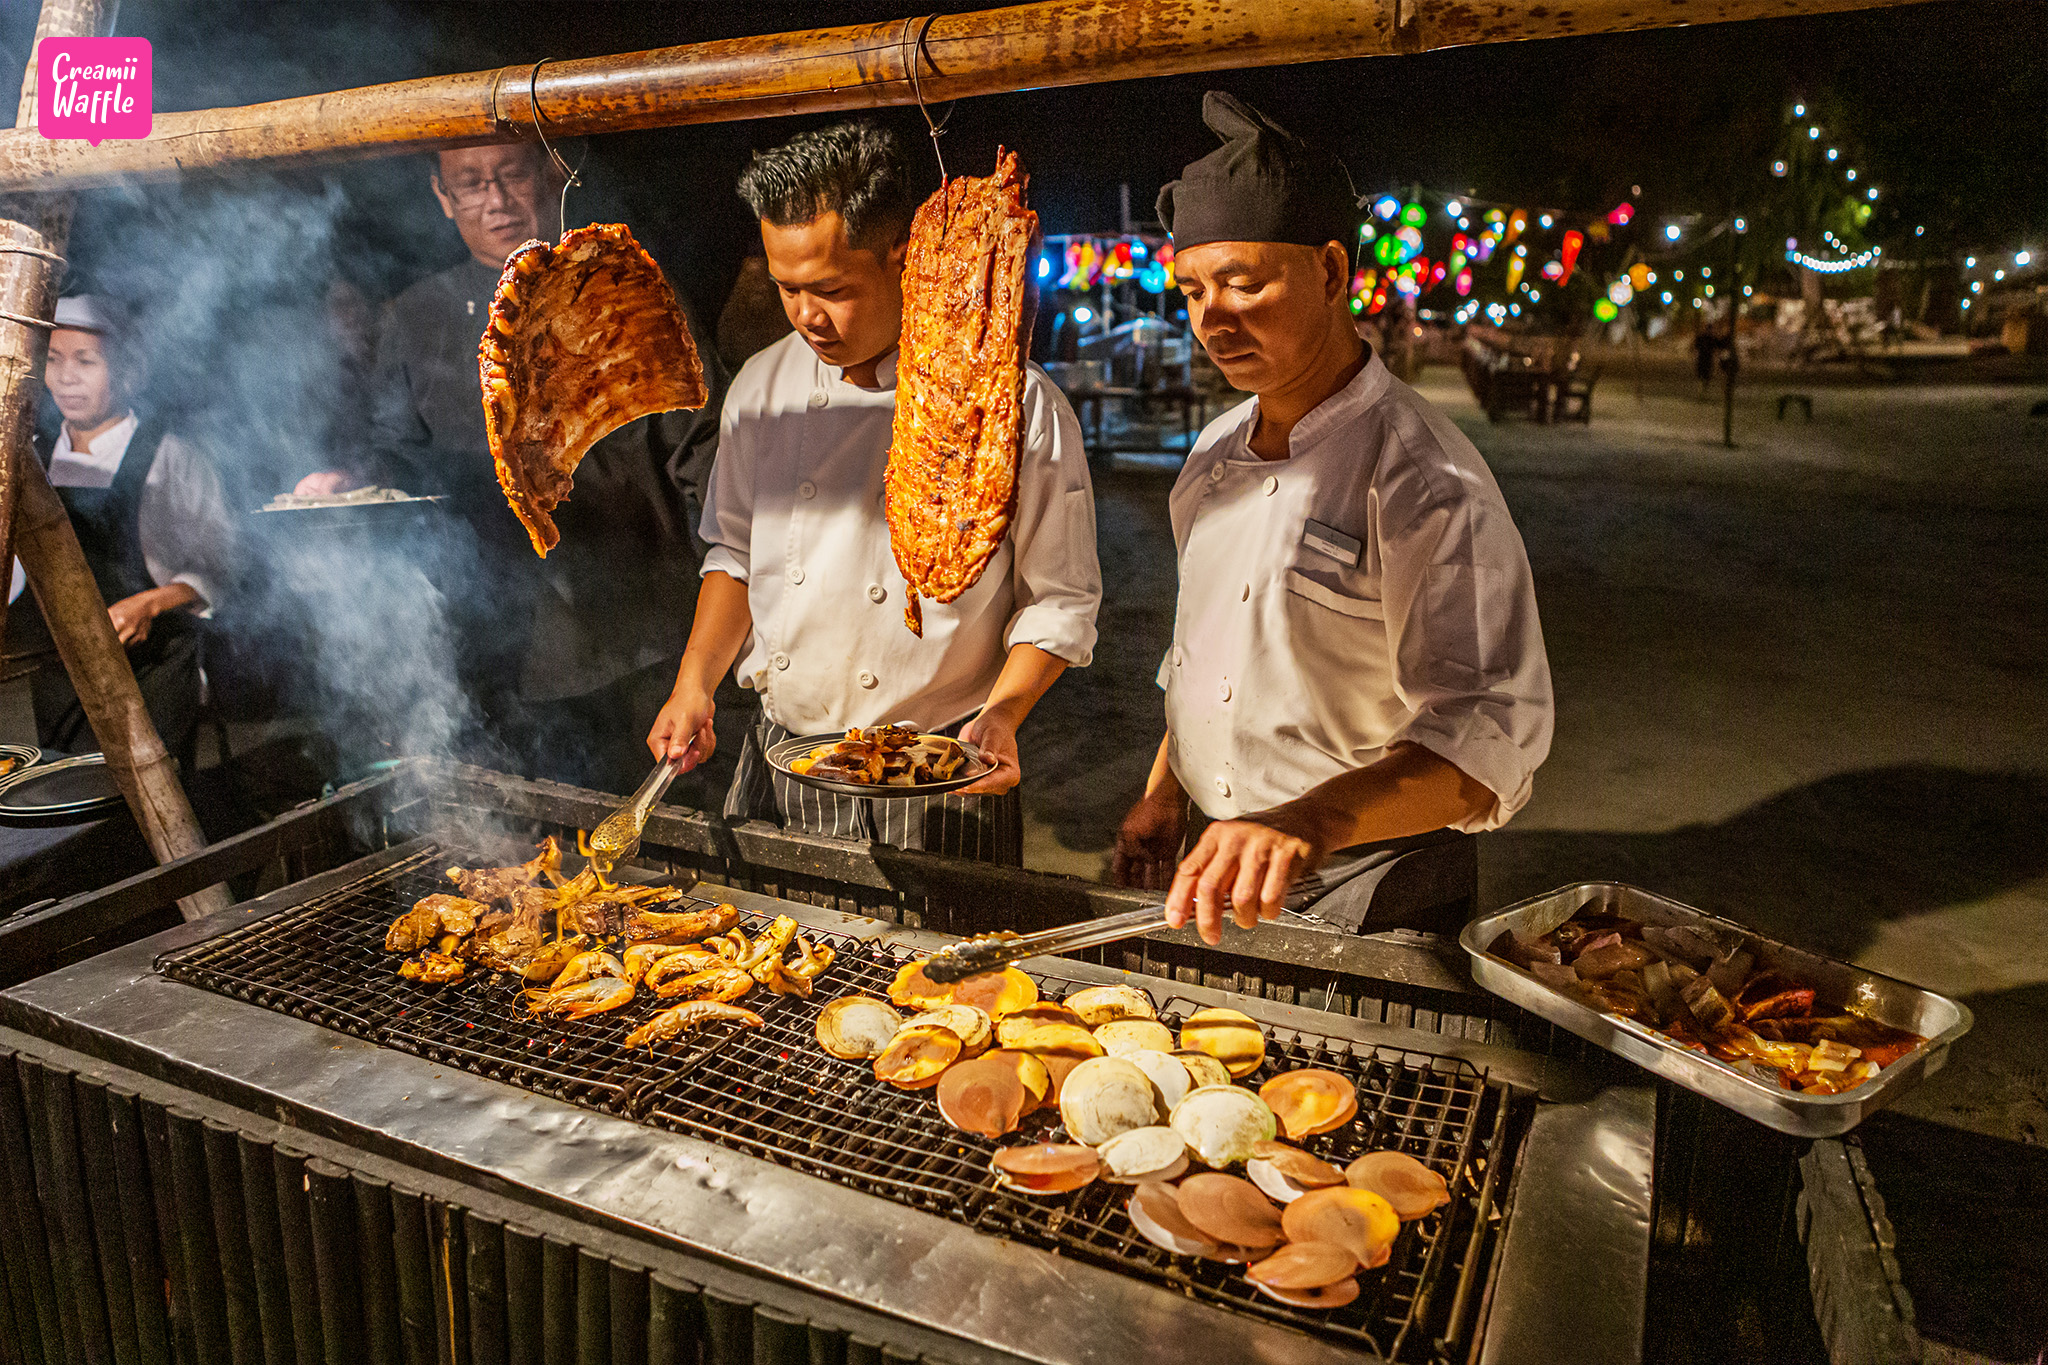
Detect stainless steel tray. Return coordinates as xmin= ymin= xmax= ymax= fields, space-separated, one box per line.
xmin=1461 ymin=882 xmax=1973 ymax=1137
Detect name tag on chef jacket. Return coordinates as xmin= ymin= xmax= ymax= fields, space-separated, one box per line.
xmin=1300 ymin=519 xmax=1362 ymax=567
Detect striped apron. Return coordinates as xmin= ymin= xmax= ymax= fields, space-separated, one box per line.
xmin=725 ymin=718 xmax=1024 ymax=866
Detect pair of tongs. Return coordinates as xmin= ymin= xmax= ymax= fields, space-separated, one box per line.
xmin=920 ymin=904 xmax=1171 ymax=983
xmin=587 ymin=756 xmax=682 ymax=874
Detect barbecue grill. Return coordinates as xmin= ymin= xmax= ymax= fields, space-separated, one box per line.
xmin=0 ymin=762 xmax=1655 ymax=1365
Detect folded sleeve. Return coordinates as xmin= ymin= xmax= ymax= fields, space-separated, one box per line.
xmin=1374 ymin=436 xmax=1554 ymax=831
xmin=138 ymin=434 xmax=235 ymax=620
xmin=696 ymin=390 xmax=755 ymax=584
xmin=1002 ymin=371 xmax=1102 ymax=665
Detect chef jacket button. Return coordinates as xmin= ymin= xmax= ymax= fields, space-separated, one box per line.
xmin=857 ymin=670 xmax=878 ymax=689
xmin=772 ymin=652 xmax=791 ymax=671
xmin=788 ymin=567 xmax=805 ymax=585
xmin=807 ymin=390 xmax=828 ymax=410
xmin=1209 ymin=464 xmax=1226 ymax=483
xmin=1214 ymin=777 xmax=1231 ymax=798
xmin=867 ymin=583 xmax=887 ymax=603
xmin=1170 ymin=645 xmax=1185 ymax=667
xmin=1218 ymin=681 xmax=1232 ymax=702
xmin=1263 ymin=475 xmax=1278 ymax=495
xmin=798 ymin=480 xmax=817 ymax=499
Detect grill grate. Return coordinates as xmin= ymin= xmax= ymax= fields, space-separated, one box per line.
xmin=159 ymin=844 xmax=1523 ymax=1363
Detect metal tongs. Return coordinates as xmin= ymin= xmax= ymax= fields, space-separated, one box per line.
xmin=587 ymin=756 xmax=682 ymax=875
xmin=920 ymin=904 xmax=1170 ymax=983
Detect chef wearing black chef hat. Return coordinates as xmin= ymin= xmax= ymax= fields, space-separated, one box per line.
xmin=1112 ymin=93 xmax=1554 ymax=945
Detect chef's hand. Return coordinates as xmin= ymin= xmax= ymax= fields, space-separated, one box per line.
xmin=648 ymin=684 xmax=717 ymax=772
xmin=957 ymin=710 xmax=1021 ymax=794
xmin=108 ymin=591 xmax=157 ymax=645
xmin=1112 ymin=788 xmax=1186 ymax=891
xmin=1164 ymin=809 xmax=1339 ymax=946
xmin=293 ymin=469 xmax=364 ymax=497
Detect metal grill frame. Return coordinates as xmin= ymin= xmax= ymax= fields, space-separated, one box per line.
xmin=1 ymin=825 xmax=1655 ymax=1365
xmin=158 ymin=841 xmax=1520 ymax=1363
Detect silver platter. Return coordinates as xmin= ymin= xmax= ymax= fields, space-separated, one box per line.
xmin=0 ymin=743 xmax=41 ymax=779
xmin=1462 ymin=881 xmax=1972 ymax=1137
xmin=0 ymin=750 xmax=125 ymax=819
xmin=764 ymin=730 xmax=992 ymax=800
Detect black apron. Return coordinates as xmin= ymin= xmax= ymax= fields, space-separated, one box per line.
xmin=13 ymin=416 xmax=203 ymax=756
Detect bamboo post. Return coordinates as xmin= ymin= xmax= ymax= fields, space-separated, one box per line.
xmin=0 ymin=0 xmax=1944 ymax=193
xmin=1 ymin=0 xmax=232 ymax=919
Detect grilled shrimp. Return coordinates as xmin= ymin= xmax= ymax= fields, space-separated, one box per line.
xmin=522 ymin=974 xmax=634 ymax=1019
xmin=625 ymin=1001 xmax=764 ymax=1049
xmin=649 ymin=964 xmax=754 ymax=1003
xmin=551 ymin=950 xmax=627 ymax=991
xmin=519 ymin=934 xmax=594 ymax=984
xmin=626 ymin=943 xmax=723 ymax=984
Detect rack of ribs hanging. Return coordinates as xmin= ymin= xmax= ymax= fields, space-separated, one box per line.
xmin=884 ymin=150 xmax=1038 ymax=636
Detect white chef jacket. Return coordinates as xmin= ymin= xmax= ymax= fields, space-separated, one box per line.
xmin=7 ymin=412 xmax=232 ymax=616
xmin=1161 ymin=351 xmax=1552 ymax=830
xmin=700 ymin=331 xmax=1101 ymax=734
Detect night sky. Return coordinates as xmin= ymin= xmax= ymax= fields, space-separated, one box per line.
xmin=0 ymin=0 xmax=2040 ymax=322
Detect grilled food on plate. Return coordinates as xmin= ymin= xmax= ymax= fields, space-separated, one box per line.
xmin=883 ymin=151 xmax=1037 ymax=635
xmin=789 ymin=723 xmax=972 ymax=786
xmin=480 ymin=223 xmax=707 ymax=556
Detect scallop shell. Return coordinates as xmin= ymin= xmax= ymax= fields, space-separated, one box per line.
xmin=1095 ymin=1126 xmax=1190 ymax=1183
xmin=1169 ymin=1085 xmax=1277 ymax=1167
xmin=1058 ymin=1056 xmax=1162 ymax=1146
xmin=1063 ymin=985 xmax=1158 ymax=1026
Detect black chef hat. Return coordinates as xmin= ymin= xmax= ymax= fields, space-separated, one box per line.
xmin=1156 ymin=92 xmax=1356 ymax=251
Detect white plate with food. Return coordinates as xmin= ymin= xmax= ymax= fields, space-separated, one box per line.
xmin=766 ymin=723 xmax=992 ymax=799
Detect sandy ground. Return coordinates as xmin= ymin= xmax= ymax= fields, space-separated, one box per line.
xmin=1015 ymin=350 xmax=2048 ymax=1148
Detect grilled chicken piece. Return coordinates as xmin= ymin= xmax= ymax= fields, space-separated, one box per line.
xmin=523 ymin=974 xmax=635 ymax=1020
xmin=449 ymin=836 xmax=563 ymax=905
xmin=648 ymin=963 xmax=753 ymax=1003
xmin=625 ymin=1001 xmax=765 ymax=1049
xmin=398 ymin=951 xmax=466 ymax=985
xmin=420 ymin=893 xmax=489 ymax=937
xmin=385 ymin=902 xmax=442 ymax=953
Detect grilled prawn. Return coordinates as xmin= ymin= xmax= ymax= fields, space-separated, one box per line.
xmin=648 ymin=964 xmax=754 ymax=1003
xmin=625 ymin=1001 xmax=764 ymax=1049
xmin=522 ymin=974 xmax=635 ymax=1020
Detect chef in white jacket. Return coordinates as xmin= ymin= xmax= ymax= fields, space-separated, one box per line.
xmin=648 ymin=121 xmax=1101 ymax=863
xmin=1113 ymin=94 xmax=1553 ymax=943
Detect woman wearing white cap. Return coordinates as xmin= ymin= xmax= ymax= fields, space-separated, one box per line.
xmin=6 ymin=294 xmax=233 ymax=758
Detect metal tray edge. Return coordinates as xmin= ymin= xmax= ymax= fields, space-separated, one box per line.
xmin=1459 ymin=881 xmax=1974 ymax=1137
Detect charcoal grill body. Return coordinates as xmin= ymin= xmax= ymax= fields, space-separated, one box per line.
xmin=0 ymin=764 xmax=1654 ymax=1365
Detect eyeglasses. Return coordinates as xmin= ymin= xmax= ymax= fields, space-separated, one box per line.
xmin=440 ymin=165 xmax=539 ymax=210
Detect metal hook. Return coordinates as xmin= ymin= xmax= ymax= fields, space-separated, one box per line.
xmin=900 ymin=15 xmax=953 ymax=186
xmin=527 ymin=58 xmax=586 ymax=239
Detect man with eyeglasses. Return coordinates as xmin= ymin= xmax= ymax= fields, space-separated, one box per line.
xmin=293 ymin=143 xmax=733 ymax=796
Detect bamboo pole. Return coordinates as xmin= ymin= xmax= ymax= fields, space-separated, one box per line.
xmin=0 ymin=0 xmax=1940 ymax=193
xmin=1 ymin=0 xmax=232 ymax=919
